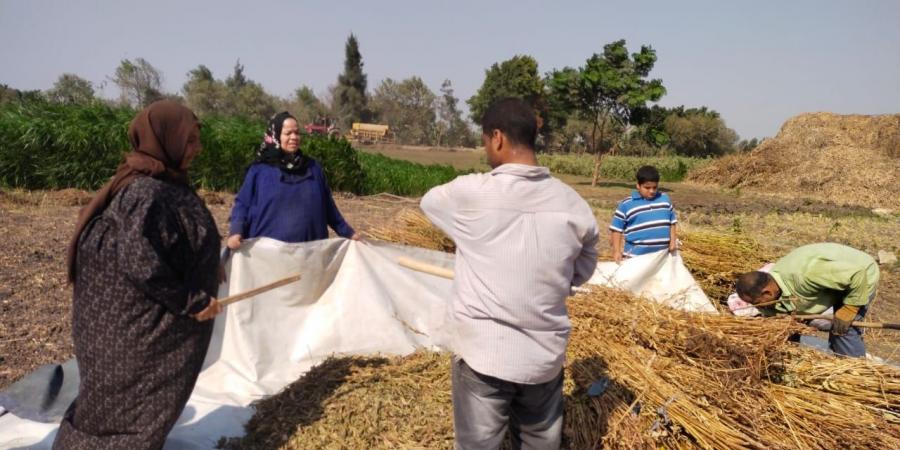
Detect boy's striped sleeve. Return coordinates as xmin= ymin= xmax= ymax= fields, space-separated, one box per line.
xmin=610 ymin=202 xmax=626 ymax=232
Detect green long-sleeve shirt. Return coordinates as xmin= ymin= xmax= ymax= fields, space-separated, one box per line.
xmin=763 ymin=243 xmax=879 ymax=316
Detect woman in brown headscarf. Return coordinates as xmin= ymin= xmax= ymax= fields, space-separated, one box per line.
xmin=54 ymin=100 xmax=222 ymax=450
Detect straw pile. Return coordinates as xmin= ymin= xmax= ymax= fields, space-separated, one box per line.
xmin=368 ymin=209 xmax=456 ymax=253
xmin=687 ymin=113 xmax=900 ymax=209
xmin=369 ymin=209 xmax=773 ymax=306
xmin=222 ymin=286 xmax=900 ymax=449
xmin=678 ymin=229 xmax=774 ymax=304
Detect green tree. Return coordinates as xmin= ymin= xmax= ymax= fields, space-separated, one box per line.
xmin=371 ymin=77 xmax=436 ymax=145
xmin=221 ymin=60 xmax=278 ymax=120
xmin=112 ymin=58 xmax=164 ymax=108
xmin=290 ymin=85 xmax=330 ymax=126
xmin=549 ymin=40 xmax=666 ymax=185
xmin=738 ymin=137 xmax=760 ymax=152
xmin=0 ymin=84 xmax=41 ymax=105
xmin=334 ymin=34 xmax=369 ymax=129
xmin=467 ymin=55 xmax=545 ymax=125
xmin=663 ymin=110 xmax=738 ymax=157
xmin=45 ymin=73 xmax=95 ymax=104
xmin=182 ymin=65 xmax=224 ymax=117
xmin=436 ymin=79 xmax=472 ymax=147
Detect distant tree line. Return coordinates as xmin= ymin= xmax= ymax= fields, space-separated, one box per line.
xmin=1 ymin=35 xmax=759 ymax=155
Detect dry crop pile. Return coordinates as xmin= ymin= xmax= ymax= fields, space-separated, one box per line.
xmin=688 ymin=113 xmax=900 ymax=209
xmin=222 ymin=287 xmax=900 ymax=449
xmin=368 ymin=209 xmax=770 ymax=308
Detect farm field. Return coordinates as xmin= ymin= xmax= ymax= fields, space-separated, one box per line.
xmin=1 ymin=152 xmax=897 ymax=390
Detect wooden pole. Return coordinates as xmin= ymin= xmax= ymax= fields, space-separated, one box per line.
xmin=786 ymin=314 xmax=900 ymax=330
xmin=397 ymin=256 xmax=454 ymax=280
xmin=218 ymin=274 xmax=302 ymax=306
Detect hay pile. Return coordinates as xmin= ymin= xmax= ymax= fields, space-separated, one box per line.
xmin=369 ymin=209 xmax=771 ymax=306
xmin=222 ymin=287 xmax=900 ymax=449
xmin=687 ymin=113 xmax=900 ymax=209
xmin=678 ymin=229 xmax=773 ymax=304
xmin=368 ymin=209 xmax=456 ymax=253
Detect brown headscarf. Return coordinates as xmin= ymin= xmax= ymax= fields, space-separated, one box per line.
xmin=66 ymin=100 xmax=202 ymax=283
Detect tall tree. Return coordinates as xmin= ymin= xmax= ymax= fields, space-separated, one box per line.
xmin=221 ymin=60 xmax=277 ymax=120
xmin=467 ymin=55 xmax=545 ymax=126
xmin=334 ymin=34 xmax=369 ymax=129
xmin=182 ymin=65 xmax=224 ymax=117
xmin=371 ymin=77 xmax=436 ymax=145
xmin=436 ymin=79 xmax=471 ymax=147
xmin=663 ymin=111 xmax=738 ymax=156
xmin=112 ymin=58 xmax=164 ymax=108
xmin=290 ymin=85 xmax=329 ymax=126
xmin=45 ymin=73 xmax=95 ymax=104
xmin=0 ymin=84 xmax=41 ymax=105
xmin=549 ymin=40 xmax=666 ymax=185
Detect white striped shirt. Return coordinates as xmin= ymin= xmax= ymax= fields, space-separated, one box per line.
xmin=421 ymin=164 xmax=599 ymax=384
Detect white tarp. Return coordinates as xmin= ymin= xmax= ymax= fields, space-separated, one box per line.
xmin=0 ymin=238 xmax=454 ymax=449
xmin=588 ymin=250 xmax=718 ymax=314
xmin=0 ymin=240 xmax=714 ymax=449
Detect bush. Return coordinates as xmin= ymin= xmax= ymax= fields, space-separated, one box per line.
xmin=357 ymin=152 xmax=460 ymax=196
xmin=537 ymin=153 xmax=710 ymax=182
xmin=0 ymin=100 xmax=131 ymax=189
xmin=0 ymin=101 xmax=459 ymax=196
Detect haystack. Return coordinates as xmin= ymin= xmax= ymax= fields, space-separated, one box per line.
xmin=222 ymin=287 xmax=900 ymax=449
xmin=687 ymin=113 xmax=900 ymax=209
xmin=369 ymin=209 xmax=769 ymax=306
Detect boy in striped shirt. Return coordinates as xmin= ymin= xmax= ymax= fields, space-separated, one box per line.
xmin=610 ymin=165 xmax=678 ymax=263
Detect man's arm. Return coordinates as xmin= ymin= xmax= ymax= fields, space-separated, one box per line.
xmin=573 ymin=225 xmax=599 ymax=286
xmin=420 ymin=179 xmax=461 ymax=239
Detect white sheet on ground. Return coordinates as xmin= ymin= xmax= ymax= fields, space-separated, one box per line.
xmin=588 ymin=250 xmax=718 ymax=313
xmin=0 ymin=241 xmax=715 ymax=449
xmin=0 ymin=238 xmax=454 ymax=449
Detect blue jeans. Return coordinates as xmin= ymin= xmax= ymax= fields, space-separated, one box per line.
xmin=829 ymin=302 xmax=869 ymax=357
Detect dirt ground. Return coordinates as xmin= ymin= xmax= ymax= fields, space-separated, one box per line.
xmin=1 ymin=175 xmax=897 ymax=390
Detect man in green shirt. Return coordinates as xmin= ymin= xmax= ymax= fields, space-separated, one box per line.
xmin=735 ymin=243 xmax=879 ymax=357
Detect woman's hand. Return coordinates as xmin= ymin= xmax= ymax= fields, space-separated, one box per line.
xmin=227 ymin=234 xmax=242 ymax=250
xmin=192 ymin=297 xmax=221 ymax=322
xmin=351 ymin=233 xmax=362 ymax=241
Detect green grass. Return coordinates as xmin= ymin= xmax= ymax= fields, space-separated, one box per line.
xmin=537 ymin=153 xmax=711 ymax=182
xmin=0 ymin=101 xmax=462 ymax=196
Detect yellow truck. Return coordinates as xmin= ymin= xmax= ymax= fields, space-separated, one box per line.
xmin=348 ymin=122 xmax=394 ymax=144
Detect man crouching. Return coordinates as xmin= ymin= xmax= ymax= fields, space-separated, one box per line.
xmin=736 ymin=243 xmax=879 ymax=357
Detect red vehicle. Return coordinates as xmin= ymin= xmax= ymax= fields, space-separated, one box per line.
xmin=304 ymin=117 xmax=340 ymax=138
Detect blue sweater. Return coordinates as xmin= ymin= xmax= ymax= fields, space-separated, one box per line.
xmin=228 ymin=161 xmax=355 ymax=243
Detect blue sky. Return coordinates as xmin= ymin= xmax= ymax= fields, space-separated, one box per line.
xmin=1 ymin=0 xmax=898 ymax=139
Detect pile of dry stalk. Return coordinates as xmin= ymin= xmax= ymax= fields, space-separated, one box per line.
xmin=222 ymin=286 xmax=900 ymax=449
xmin=687 ymin=112 xmax=900 ymax=209
xmin=221 ymin=213 xmax=900 ymax=448
xmin=369 ymin=209 xmax=773 ymax=306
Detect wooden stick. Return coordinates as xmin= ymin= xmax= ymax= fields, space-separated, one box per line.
xmin=218 ymin=274 xmax=302 ymax=306
xmin=397 ymin=256 xmax=454 ymax=280
xmin=785 ymin=314 xmax=900 ymax=330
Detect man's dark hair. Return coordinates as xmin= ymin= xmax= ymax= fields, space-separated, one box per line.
xmin=735 ymin=271 xmax=773 ymax=301
xmin=636 ymin=165 xmax=660 ymax=184
xmin=481 ymin=97 xmax=537 ymax=149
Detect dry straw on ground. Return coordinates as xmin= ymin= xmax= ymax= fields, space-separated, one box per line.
xmin=222 ymin=287 xmax=900 ymax=450
xmin=223 ymin=214 xmax=900 ymax=449
xmin=687 ymin=113 xmax=900 ymax=209
xmin=369 ymin=209 xmax=772 ymax=307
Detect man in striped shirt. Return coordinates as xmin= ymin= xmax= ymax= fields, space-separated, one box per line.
xmin=421 ymin=98 xmax=599 ymax=449
xmin=609 ymin=166 xmax=678 ymax=262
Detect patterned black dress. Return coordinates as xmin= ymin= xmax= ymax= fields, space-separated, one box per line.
xmin=53 ymin=177 xmax=221 ymax=449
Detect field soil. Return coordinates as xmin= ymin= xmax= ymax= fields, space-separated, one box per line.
xmin=2 ymin=175 xmax=897 ymax=390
